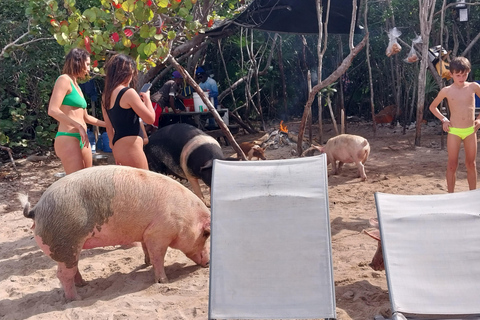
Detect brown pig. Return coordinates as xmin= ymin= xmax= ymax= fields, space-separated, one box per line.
xmin=239 ymin=142 xmax=267 ymax=160
xmin=315 ymin=134 xmax=370 ymax=180
xmin=19 ymin=165 xmax=211 ymax=301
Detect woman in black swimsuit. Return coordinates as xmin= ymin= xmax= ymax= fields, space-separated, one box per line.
xmin=102 ymin=54 xmax=155 ymax=169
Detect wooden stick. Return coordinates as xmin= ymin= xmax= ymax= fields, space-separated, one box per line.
xmin=0 ymin=146 xmax=17 ymax=171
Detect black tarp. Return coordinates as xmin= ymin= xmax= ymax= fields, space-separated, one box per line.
xmin=207 ymin=0 xmax=362 ymax=36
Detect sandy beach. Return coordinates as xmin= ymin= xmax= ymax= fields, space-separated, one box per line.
xmin=0 ymin=121 xmax=466 ymax=319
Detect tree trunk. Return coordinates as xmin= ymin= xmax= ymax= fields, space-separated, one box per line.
xmin=337 ymin=35 xmax=346 ymax=134
xmin=307 ymin=70 xmax=313 ymax=144
xmin=415 ymin=0 xmax=436 ymax=147
xmin=327 ymin=96 xmax=339 ymax=135
xmin=364 ymin=0 xmax=377 ymax=136
xmin=277 ymin=37 xmax=288 ymax=119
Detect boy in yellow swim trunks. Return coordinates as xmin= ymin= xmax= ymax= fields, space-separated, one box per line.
xmin=429 ymin=57 xmax=480 ymax=192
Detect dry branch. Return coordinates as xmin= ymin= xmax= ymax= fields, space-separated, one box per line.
xmin=0 ymin=146 xmax=17 ymax=171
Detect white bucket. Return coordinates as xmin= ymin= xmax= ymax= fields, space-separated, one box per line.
xmin=193 ymin=92 xmax=207 ymax=112
xmin=193 ymin=92 xmax=214 ymax=112
xmin=222 ymin=109 xmax=229 ymax=125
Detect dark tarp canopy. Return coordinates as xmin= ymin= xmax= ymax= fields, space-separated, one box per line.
xmin=207 ymin=0 xmax=362 ymax=36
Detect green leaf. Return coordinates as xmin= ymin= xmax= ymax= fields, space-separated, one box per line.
xmin=139 ymin=25 xmax=151 ymax=38
xmin=145 ymin=59 xmax=156 ymax=67
xmin=143 ymin=42 xmax=157 ymax=56
xmin=167 ymin=30 xmax=176 ymax=40
xmin=115 ymin=9 xmax=126 ymax=21
xmin=178 ymin=7 xmax=189 ymax=18
xmin=122 ymin=0 xmax=135 ymax=12
xmin=158 ymin=0 xmax=169 ymax=8
xmin=144 ymin=8 xmax=154 ymax=21
xmin=156 ymin=45 xmax=168 ymax=58
xmin=47 ymin=0 xmax=58 ymax=11
xmin=93 ymin=33 xmax=104 ymax=45
xmin=122 ymin=37 xmax=132 ymax=47
xmin=54 ymin=33 xmax=67 ymax=45
xmin=148 ymin=26 xmax=156 ymax=37
xmin=68 ymin=21 xmax=79 ymax=33
xmin=137 ymin=43 xmax=147 ymax=57
xmin=83 ymin=9 xmax=97 ymax=22
xmin=0 ymin=133 xmax=9 ymax=145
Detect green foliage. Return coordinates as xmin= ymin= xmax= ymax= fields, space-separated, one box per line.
xmin=25 ymin=0 xmax=241 ymax=71
xmin=1 ymin=0 xmax=63 ymax=150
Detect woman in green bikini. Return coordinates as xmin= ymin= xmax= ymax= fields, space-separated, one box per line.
xmin=48 ymin=48 xmax=105 ymax=174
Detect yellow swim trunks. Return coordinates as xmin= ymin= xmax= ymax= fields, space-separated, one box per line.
xmin=448 ymin=126 xmax=475 ymax=140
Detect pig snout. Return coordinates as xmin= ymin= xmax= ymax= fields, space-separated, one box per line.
xmin=199 ymin=160 xmax=214 ymax=187
xmin=364 ymin=223 xmax=384 ymax=271
xmin=187 ymin=249 xmax=210 ymax=268
xmin=369 ymin=241 xmax=385 ymax=271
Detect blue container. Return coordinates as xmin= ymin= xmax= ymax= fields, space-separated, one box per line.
xmin=476 ymin=81 xmax=480 ymax=108
xmin=87 ymin=129 xmax=96 ymax=153
xmin=96 ymin=133 xmax=104 ymax=151
xmin=101 ymin=132 xmax=112 ymax=152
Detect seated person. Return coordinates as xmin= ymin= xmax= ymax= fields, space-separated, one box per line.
xmin=153 ymin=71 xmax=200 ymax=127
xmin=153 ymin=71 xmax=185 ymax=114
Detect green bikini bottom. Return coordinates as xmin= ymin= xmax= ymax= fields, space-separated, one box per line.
xmin=55 ymin=132 xmax=85 ymax=149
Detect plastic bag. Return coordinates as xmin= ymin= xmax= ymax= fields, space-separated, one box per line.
xmin=405 ymin=35 xmax=422 ymax=63
xmin=386 ymin=27 xmax=402 ymax=57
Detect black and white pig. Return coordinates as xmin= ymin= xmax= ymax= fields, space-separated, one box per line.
xmin=20 ymin=165 xmax=211 ymax=301
xmin=315 ymin=134 xmax=370 ymax=181
xmin=144 ymin=123 xmax=226 ymax=200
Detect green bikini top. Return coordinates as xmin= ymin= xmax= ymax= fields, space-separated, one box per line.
xmin=62 ymin=81 xmax=87 ymax=109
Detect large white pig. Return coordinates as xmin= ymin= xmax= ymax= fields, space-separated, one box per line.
xmin=315 ymin=134 xmax=370 ymax=181
xmin=20 ymin=165 xmax=211 ymax=301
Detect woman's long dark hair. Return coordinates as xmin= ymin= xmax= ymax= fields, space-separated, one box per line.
xmin=63 ymin=48 xmax=89 ymax=78
xmin=102 ymin=54 xmax=138 ymax=111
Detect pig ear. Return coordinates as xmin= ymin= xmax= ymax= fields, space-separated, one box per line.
xmin=200 ymin=159 xmax=214 ymax=171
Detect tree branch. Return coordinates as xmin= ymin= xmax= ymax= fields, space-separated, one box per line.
xmin=0 ymin=20 xmax=54 ymax=59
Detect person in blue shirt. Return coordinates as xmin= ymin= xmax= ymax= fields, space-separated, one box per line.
xmin=195 ymin=67 xmax=219 ymax=109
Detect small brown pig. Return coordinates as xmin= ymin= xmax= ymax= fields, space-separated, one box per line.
xmin=239 ymin=142 xmax=266 ymax=160
xmin=315 ymin=134 xmax=370 ymax=180
xmin=20 ymin=165 xmax=211 ymax=301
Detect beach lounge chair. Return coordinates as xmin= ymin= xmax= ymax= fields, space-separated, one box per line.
xmin=208 ymin=155 xmax=336 ymax=320
xmin=374 ymin=190 xmax=480 ymax=320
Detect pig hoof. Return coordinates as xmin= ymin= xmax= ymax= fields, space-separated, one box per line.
xmin=64 ymin=293 xmax=82 ymax=302
xmin=75 ymin=280 xmax=87 ymax=287
xmin=157 ymin=277 xmax=169 ymax=284
xmin=144 ymin=257 xmax=151 ymax=266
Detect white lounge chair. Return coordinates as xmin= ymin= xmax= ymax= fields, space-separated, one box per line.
xmin=374 ymin=190 xmax=480 ymax=320
xmin=208 ymin=155 xmax=336 ymax=320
